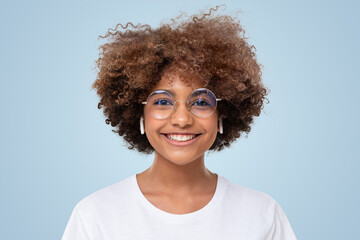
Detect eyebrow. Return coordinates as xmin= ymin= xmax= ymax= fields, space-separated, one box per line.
xmin=156 ymin=89 xmax=177 ymax=97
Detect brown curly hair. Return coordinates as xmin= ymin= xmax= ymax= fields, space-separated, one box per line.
xmin=92 ymin=6 xmax=268 ymax=154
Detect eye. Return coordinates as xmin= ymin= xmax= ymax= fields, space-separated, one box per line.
xmin=153 ymin=98 xmax=173 ymax=106
xmin=191 ymin=99 xmax=210 ymax=106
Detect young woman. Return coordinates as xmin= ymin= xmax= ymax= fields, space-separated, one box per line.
xmin=62 ymin=7 xmax=297 ymax=240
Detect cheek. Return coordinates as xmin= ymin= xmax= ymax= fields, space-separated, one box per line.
xmin=144 ymin=120 xmax=157 ymax=149
xmin=199 ymin=117 xmax=219 ymax=141
xmin=206 ymin=114 xmax=219 ymax=132
xmin=143 ymin=115 xmax=163 ymax=145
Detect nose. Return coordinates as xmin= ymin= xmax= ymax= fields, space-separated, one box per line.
xmin=169 ymin=100 xmax=194 ymax=128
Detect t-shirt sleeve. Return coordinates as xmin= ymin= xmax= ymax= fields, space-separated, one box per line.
xmin=268 ymin=202 xmax=297 ymax=240
xmin=62 ymin=207 xmax=89 ymax=240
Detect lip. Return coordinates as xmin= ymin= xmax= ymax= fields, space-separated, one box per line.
xmin=161 ymin=132 xmax=202 ymax=135
xmin=161 ymin=133 xmax=202 ymax=146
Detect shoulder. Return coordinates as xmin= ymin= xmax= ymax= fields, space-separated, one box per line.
xmin=219 ymin=176 xmax=297 ymax=239
xmin=223 ymin=176 xmax=276 ymax=205
xmin=221 ymin=176 xmax=279 ymax=218
xmin=73 ymin=175 xmax=134 ymax=215
xmin=62 ymin=176 xmax=135 ymax=239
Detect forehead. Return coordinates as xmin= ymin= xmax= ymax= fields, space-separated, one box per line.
xmin=152 ymin=69 xmax=203 ymax=93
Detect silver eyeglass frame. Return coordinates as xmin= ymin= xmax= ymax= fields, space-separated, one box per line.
xmin=141 ymin=88 xmax=221 ymax=119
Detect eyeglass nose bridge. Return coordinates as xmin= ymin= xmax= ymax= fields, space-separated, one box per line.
xmin=169 ymin=99 xmax=192 ymax=118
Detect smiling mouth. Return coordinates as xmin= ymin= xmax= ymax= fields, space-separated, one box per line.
xmin=161 ymin=133 xmax=202 ymax=142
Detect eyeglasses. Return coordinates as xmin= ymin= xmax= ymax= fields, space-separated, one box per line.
xmin=142 ymin=88 xmax=221 ymax=119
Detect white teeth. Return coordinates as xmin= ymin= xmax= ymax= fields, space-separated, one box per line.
xmin=165 ymin=134 xmax=197 ymax=142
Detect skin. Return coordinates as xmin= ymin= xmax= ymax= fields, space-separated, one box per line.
xmin=136 ymin=67 xmax=221 ymax=214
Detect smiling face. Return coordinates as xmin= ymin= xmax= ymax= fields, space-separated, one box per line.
xmin=143 ymin=69 xmax=219 ymax=166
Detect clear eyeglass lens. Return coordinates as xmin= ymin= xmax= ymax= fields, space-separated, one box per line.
xmin=146 ymin=89 xmax=217 ymax=119
xmin=189 ymin=89 xmax=217 ymax=118
xmin=147 ymin=90 xmax=175 ymax=119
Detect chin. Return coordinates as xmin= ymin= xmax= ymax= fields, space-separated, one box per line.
xmin=162 ymin=150 xmax=204 ymax=166
xmin=168 ymin=158 xmax=196 ymax=166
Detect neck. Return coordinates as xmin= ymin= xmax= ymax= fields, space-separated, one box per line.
xmin=140 ymin=151 xmax=215 ymax=195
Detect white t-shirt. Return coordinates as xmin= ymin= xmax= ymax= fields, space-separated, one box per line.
xmin=62 ymin=174 xmax=297 ymax=240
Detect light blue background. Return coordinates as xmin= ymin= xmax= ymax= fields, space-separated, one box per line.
xmin=1 ymin=0 xmax=359 ymax=239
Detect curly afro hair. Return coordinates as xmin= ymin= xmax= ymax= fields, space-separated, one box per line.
xmin=92 ymin=6 xmax=268 ymax=154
